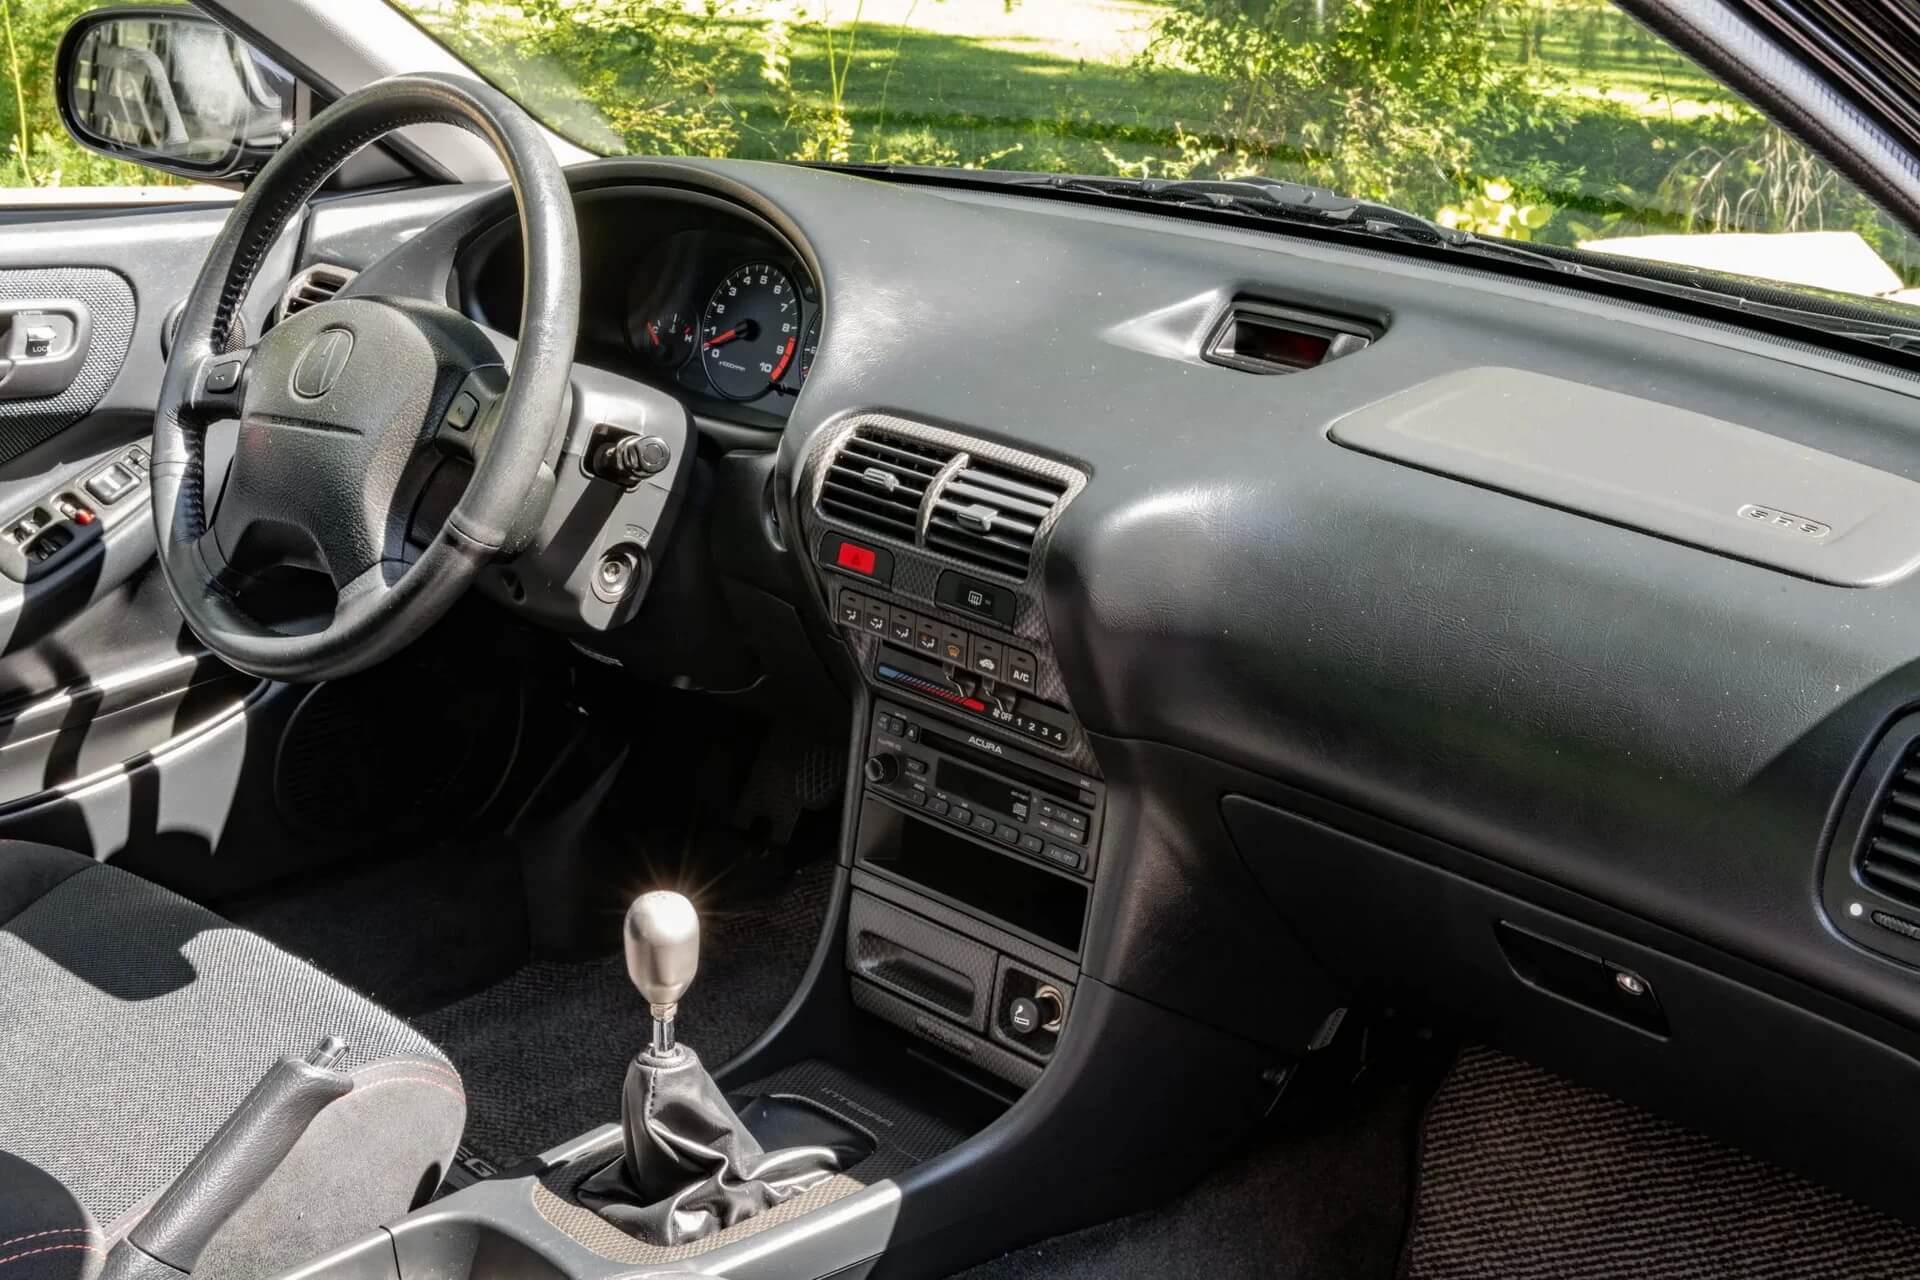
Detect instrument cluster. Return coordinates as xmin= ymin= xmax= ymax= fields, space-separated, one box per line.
xmin=624 ymin=232 xmax=819 ymax=411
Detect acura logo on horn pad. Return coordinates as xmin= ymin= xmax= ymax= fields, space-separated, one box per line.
xmin=292 ymin=328 xmax=354 ymax=399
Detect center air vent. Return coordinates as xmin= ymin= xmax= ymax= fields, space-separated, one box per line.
xmin=927 ymin=462 xmax=1065 ymax=578
xmin=1858 ymin=743 xmax=1920 ymax=907
xmin=819 ymin=427 xmax=955 ymax=542
xmin=813 ymin=422 xmax=1081 ymax=581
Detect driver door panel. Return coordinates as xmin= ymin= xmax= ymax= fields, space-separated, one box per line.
xmin=0 ymin=186 xmax=496 ymax=887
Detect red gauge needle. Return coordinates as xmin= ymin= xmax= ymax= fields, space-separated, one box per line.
xmin=703 ymin=327 xmax=741 ymax=350
xmin=645 ymin=321 xmax=660 ymax=346
xmin=769 ymin=336 xmax=797 ymax=381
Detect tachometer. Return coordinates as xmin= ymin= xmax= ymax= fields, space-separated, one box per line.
xmin=701 ymin=262 xmax=800 ymax=400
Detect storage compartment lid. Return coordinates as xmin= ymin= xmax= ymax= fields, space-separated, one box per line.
xmin=1327 ymin=366 xmax=1920 ymax=587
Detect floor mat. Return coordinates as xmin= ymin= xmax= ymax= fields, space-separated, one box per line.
xmin=956 ymin=1070 xmax=1425 ymax=1280
xmin=413 ymin=853 xmax=836 ymax=1163
xmin=224 ymin=840 xmax=529 ymax=1017
xmin=1404 ymin=1046 xmax=1920 ymax=1279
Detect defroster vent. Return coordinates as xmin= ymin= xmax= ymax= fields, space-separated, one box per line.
xmin=1859 ymin=743 xmax=1920 ymax=907
xmin=819 ymin=427 xmax=955 ymax=543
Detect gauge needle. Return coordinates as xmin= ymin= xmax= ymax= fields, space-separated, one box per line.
xmin=645 ymin=321 xmax=660 ymax=346
xmin=769 ymin=336 xmax=797 ymax=381
xmin=703 ymin=327 xmax=741 ymax=350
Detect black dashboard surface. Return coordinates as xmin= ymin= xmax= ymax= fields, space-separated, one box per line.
xmin=364 ymin=156 xmax=1920 ymax=1187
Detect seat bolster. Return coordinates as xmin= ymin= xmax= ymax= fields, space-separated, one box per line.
xmin=0 ymin=1151 xmax=105 ymax=1280
xmin=0 ymin=842 xmax=93 ymax=927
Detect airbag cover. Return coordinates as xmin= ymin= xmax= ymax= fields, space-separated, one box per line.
xmin=1327 ymin=366 xmax=1920 ymax=586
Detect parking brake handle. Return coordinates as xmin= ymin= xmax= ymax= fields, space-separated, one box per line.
xmin=101 ymin=1038 xmax=354 ymax=1280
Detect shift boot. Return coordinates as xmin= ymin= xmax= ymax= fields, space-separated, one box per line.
xmin=579 ymin=1044 xmax=842 ymax=1245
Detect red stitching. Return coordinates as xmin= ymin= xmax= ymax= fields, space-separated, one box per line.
xmin=0 ymin=1243 xmax=104 ymax=1269
xmin=354 ymin=1058 xmax=461 ymax=1084
xmin=350 ymin=1074 xmax=467 ymax=1103
xmin=0 ymin=1229 xmax=92 ymax=1251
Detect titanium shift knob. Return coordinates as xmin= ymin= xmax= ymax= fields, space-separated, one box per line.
xmin=626 ymin=891 xmax=700 ymax=1056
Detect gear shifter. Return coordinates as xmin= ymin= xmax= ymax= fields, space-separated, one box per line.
xmin=579 ymin=890 xmax=846 ymax=1246
xmin=626 ymin=890 xmax=699 ymax=1057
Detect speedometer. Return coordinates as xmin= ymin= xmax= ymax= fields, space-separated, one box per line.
xmin=700 ymin=263 xmax=800 ymax=400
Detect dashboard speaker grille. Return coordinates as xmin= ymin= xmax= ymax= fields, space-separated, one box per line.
xmin=819 ymin=427 xmax=954 ymax=542
xmin=926 ymin=462 xmax=1064 ymax=578
xmin=1858 ymin=745 xmax=1920 ymax=907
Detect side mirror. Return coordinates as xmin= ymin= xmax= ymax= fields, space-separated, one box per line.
xmin=55 ymin=6 xmax=296 ymax=184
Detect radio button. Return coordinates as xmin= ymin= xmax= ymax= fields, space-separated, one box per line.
xmin=1043 ymin=844 xmax=1083 ymax=871
xmin=996 ymin=823 xmax=1020 ymax=845
xmin=971 ymin=813 xmax=997 ymax=835
xmin=927 ymin=798 xmax=950 ymax=816
xmin=1018 ymin=833 xmax=1044 ymax=855
xmin=906 ymin=789 xmax=926 ymax=806
xmin=950 ymin=807 xmax=973 ymax=827
xmin=906 ymin=757 xmax=929 ymax=776
xmin=1064 ymin=809 xmax=1087 ymax=830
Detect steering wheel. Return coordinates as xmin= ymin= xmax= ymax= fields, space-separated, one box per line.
xmin=151 ymin=74 xmax=579 ymax=683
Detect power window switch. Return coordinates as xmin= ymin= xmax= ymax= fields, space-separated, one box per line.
xmin=85 ymin=464 xmax=138 ymax=506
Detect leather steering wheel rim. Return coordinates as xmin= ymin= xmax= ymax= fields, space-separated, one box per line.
xmin=151 ymin=73 xmax=579 ymax=684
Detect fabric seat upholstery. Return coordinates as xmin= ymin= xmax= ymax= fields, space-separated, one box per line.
xmin=0 ymin=842 xmax=466 ymax=1280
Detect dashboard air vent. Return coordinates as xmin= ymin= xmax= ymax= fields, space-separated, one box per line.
xmin=820 ymin=428 xmax=955 ymax=543
xmin=927 ymin=461 xmax=1065 ymax=578
xmin=278 ymin=263 xmax=357 ymax=323
xmin=1859 ymin=742 xmax=1920 ymax=907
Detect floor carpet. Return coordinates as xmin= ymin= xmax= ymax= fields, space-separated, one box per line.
xmin=413 ymin=852 xmax=837 ymax=1163
xmin=955 ymin=1067 xmax=1426 ymax=1280
xmin=1403 ymin=1045 xmax=1920 ymax=1279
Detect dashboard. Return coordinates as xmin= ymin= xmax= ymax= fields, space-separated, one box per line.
xmin=349 ymin=156 xmax=1920 ymax=1232
xmin=458 ymin=187 xmax=817 ymax=427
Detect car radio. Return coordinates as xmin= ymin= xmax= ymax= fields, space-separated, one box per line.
xmin=860 ymin=702 xmax=1104 ymax=878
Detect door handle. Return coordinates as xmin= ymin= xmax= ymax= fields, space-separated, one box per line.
xmin=0 ymin=300 xmax=93 ymax=401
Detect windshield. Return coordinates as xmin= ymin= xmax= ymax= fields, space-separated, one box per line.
xmin=391 ymin=0 xmax=1920 ymax=315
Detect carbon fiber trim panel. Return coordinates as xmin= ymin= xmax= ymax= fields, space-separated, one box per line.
xmin=803 ymin=413 xmax=1099 ymax=773
xmin=848 ymin=890 xmax=997 ymax=1030
xmin=0 ymin=268 xmax=135 ymax=464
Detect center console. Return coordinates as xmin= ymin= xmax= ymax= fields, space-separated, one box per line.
xmin=849 ymin=700 xmax=1103 ymax=1088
